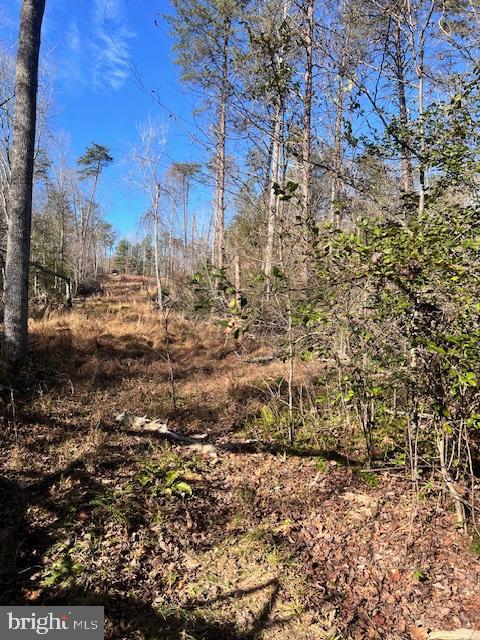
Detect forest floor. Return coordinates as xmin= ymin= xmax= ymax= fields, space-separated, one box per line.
xmin=0 ymin=276 xmax=479 ymax=640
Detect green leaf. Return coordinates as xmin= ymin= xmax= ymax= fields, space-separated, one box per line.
xmin=460 ymin=371 xmax=477 ymax=387
xmin=165 ymin=470 xmax=181 ymax=486
xmin=173 ymin=482 xmax=193 ymax=496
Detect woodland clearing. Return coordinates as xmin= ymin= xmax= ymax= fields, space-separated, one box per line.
xmin=0 ymin=277 xmax=478 ymax=640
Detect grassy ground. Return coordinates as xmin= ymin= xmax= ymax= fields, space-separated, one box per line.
xmin=0 ymin=277 xmax=478 ymax=640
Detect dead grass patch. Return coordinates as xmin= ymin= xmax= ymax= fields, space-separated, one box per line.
xmin=1 ymin=277 xmax=478 ymax=640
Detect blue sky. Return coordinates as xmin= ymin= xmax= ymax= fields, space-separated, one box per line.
xmin=0 ymin=0 xmax=213 ymax=239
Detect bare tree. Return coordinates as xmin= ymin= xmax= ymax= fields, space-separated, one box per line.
xmin=76 ymin=143 xmax=113 ymax=282
xmin=301 ymin=0 xmax=314 ymax=231
xmin=4 ymin=0 xmax=46 ymax=363
xmin=405 ymin=0 xmax=435 ymax=214
xmin=0 ymin=47 xmax=15 ymax=234
xmin=212 ymin=20 xmax=230 ymax=272
xmin=169 ymin=162 xmax=201 ymax=272
xmin=392 ymin=11 xmax=414 ymax=193
xmin=130 ymin=119 xmax=168 ymax=309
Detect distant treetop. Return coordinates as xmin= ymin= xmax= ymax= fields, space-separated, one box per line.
xmin=77 ymin=143 xmax=114 ymax=179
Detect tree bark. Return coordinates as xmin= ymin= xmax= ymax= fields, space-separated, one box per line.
xmin=4 ymin=0 xmax=46 ymax=363
xmin=393 ymin=17 xmax=414 ymax=193
xmin=330 ymin=62 xmax=345 ymax=226
xmin=212 ymin=22 xmax=230 ymax=272
xmin=301 ymin=0 xmax=314 ymax=269
xmin=264 ymin=102 xmax=281 ymax=299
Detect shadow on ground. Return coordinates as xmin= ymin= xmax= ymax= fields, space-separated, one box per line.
xmin=43 ymin=578 xmax=290 ymax=640
xmin=0 ymin=438 xmax=305 ymax=640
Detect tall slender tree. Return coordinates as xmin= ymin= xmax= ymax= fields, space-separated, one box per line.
xmin=4 ymin=0 xmax=46 ymax=363
xmin=0 ymin=47 xmax=16 ymax=234
xmin=130 ymin=120 xmax=167 ymax=308
xmin=236 ymin=0 xmax=297 ymax=295
xmin=167 ymin=0 xmax=245 ymax=271
xmin=392 ymin=10 xmax=414 ymax=193
xmin=169 ymin=161 xmax=201 ymax=269
xmin=301 ymin=0 xmax=314 ymax=227
xmin=76 ymin=143 xmax=113 ymax=282
xmin=299 ymin=0 xmax=314 ymax=277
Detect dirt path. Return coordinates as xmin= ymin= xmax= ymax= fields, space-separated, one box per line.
xmin=1 ymin=277 xmax=479 ymax=640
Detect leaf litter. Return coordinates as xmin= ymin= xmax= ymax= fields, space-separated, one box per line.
xmin=0 ymin=277 xmax=478 ymax=639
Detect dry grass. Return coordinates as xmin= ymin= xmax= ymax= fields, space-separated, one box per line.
xmin=2 ymin=277 xmax=478 ymax=640
xmin=0 ymin=278 xmax=328 ymax=639
xmin=23 ymin=277 xmax=321 ymax=446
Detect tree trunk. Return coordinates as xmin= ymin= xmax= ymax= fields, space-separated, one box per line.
xmin=302 ymin=0 xmax=314 ymax=217
xmin=394 ymin=17 xmax=414 ymax=193
xmin=405 ymin=0 xmax=432 ymax=214
xmin=212 ymin=23 xmax=229 ymax=272
xmin=79 ymin=167 xmax=100 ymax=280
xmin=330 ymin=63 xmax=345 ymax=226
xmin=153 ymin=184 xmax=163 ymax=310
xmin=417 ymin=57 xmax=426 ymax=214
xmin=301 ymin=0 xmax=314 ymax=275
xmin=264 ymin=102 xmax=281 ymax=300
xmin=4 ymin=0 xmax=46 ymax=364
xmin=234 ymin=251 xmax=242 ymax=313
xmin=191 ymin=211 xmax=197 ymax=269
xmin=181 ymin=174 xmax=188 ymax=273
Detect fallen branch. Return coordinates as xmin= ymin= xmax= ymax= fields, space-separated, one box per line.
xmin=0 ymin=248 xmax=72 ymax=306
xmin=246 ymin=353 xmax=282 ymax=365
xmin=359 ymin=464 xmax=433 ymax=473
xmin=429 ymin=631 xmax=480 ymax=640
xmin=115 ymin=413 xmax=217 ymax=456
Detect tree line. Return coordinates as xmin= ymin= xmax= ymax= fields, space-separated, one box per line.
xmin=1 ymin=0 xmax=479 ymax=519
xmin=166 ymin=0 xmax=480 ymax=523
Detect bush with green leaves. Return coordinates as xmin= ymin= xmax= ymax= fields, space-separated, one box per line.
xmin=320 ymin=188 xmax=480 ymax=463
xmin=134 ymin=460 xmax=194 ymax=498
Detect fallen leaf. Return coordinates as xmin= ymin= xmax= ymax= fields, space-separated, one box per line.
xmin=410 ymin=625 xmax=428 ymax=640
xmin=23 ymin=589 xmax=43 ymax=602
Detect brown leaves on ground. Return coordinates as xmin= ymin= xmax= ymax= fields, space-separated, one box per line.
xmin=0 ymin=276 xmax=479 ymax=640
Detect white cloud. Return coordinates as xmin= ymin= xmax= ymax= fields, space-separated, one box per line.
xmin=51 ymin=19 xmax=86 ymax=93
xmin=91 ymin=0 xmax=136 ymax=92
xmin=0 ymin=0 xmax=136 ymax=95
xmin=68 ymin=20 xmax=81 ymax=54
xmin=94 ymin=0 xmax=125 ymax=23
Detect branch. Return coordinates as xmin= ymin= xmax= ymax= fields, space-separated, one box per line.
xmin=0 ymin=95 xmax=14 ymax=110
xmin=0 ymin=248 xmax=71 ymax=283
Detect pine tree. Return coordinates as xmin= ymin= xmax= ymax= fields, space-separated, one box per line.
xmin=167 ymin=0 xmax=246 ymax=271
xmin=76 ymin=143 xmax=113 ymax=282
xmin=114 ymin=239 xmax=131 ymax=274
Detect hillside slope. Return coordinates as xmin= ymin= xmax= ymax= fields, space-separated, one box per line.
xmin=0 ymin=277 xmax=478 ymax=640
